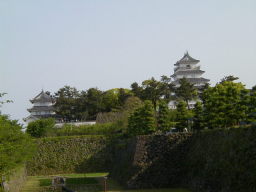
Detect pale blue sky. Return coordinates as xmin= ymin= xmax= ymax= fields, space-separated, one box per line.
xmin=1 ymin=0 xmax=256 ymax=122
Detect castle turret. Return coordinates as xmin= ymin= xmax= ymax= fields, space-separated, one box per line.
xmin=171 ymin=52 xmax=209 ymax=87
xmin=169 ymin=52 xmax=210 ymax=109
xmin=24 ymin=90 xmax=55 ymax=123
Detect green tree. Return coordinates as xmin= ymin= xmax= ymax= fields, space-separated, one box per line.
xmin=84 ymin=88 xmax=103 ymax=120
xmin=141 ymin=78 xmax=163 ymax=110
xmin=0 ymin=115 xmax=34 ymax=178
xmin=175 ymin=78 xmax=197 ymax=109
xmin=128 ymin=101 xmax=156 ymax=136
xmin=157 ymin=100 xmax=170 ymax=132
xmin=54 ymin=86 xmax=80 ymax=121
xmin=26 ymin=118 xmax=55 ymax=138
xmin=220 ymin=75 xmax=239 ymax=83
xmin=159 ymin=75 xmax=175 ymax=102
xmin=176 ymin=100 xmax=190 ymax=131
xmin=248 ymin=86 xmax=256 ymax=123
xmin=204 ymin=81 xmax=248 ymax=128
xmin=117 ymin=88 xmax=133 ymax=106
xmin=131 ymin=82 xmax=144 ymax=99
xmin=192 ymin=102 xmax=204 ymax=131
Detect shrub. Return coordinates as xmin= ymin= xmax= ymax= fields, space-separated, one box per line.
xmin=26 ymin=118 xmax=55 ymax=138
xmin=0 ymin=115 xmax=34 ymax=178
xmin=127 ymin=100 xmax=156 ymax=136
xmin=51 ymin=122 xmax=122 ymax=137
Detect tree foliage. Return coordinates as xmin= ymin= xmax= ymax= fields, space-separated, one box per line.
xmin=0 ymin=115 xmax=34 ymax=177
xmin=131 ymin=77 xmax=174 ymax=111
xmin=203 ymin=81 xmax=248 ymax=128
xmin=26 ymin=118 xmax=55 ymax=138
xmin=157 ymin=100 xmax=170 ymax=132
xmin=192 ymin=102 xmax=204 ymax=131
xmin=175 ymin=78 xmax=197 ymax=109
xmin=128 ymin=101 xmax=156 ymax=136
xmin=176 ymin=100 xmax=191 ymax=131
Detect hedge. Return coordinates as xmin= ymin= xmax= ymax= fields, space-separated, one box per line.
xmin=26 ymin=135 xmax=113 ymax=175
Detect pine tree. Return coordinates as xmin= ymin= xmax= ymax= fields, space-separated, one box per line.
xmin=175 ymin=78 xmax=197 ymax=109
xmin=127 ymin=100 xmax=156 ymax=136
xmin=176 ymin=100 xmax=190 ymax=131
xmin=157 ymin=100 xmax=170 ymax=132
xmin=192 ymin=102 xmax=204 ymax=131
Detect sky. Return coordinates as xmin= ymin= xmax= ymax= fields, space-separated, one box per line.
xmin=1 ymin=0 xmax=256 ymax=123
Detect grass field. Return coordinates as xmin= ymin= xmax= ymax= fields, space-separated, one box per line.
xmin=21 ymin=173 xmax=190 ymax=192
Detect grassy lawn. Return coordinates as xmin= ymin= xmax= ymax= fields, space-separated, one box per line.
xmin=21 ymin=173 xmax=190 ymax=192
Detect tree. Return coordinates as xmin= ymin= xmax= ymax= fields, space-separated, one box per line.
xmin=141 ymin=78 xmax=163 ymax=110
xmin=157 ymin=100 xmax=170 ymax=132
xmin=131 ymin=82 xmax=143 ymax=99
xmin=204 ymin=81 xmax=248 ymax=128
xmin=159 ymin=75 xmax=175 ymax=102
xmin=26 ymin=118 xmax=55 ymax=138
xmin=0 ymin=115 xmax=34 ymax=178
xmin=175 ymin=78 xmax=197 ymax=109
xmin=130 ymin=76 xmax=174 ymax=111
xmin=192 ymin=102 xmax=205 ymax=131
xmin=0 ymin=93 xmax=12 ymax=112
xmin=176 ymin=100 xmax=190 ymax=131
xmin=247 ymin=86 xmax=256 ymax=123
xmin=83 ymin=88 xmax=104 ymax=120
xmin=54 ymin=86 xmax=80 ymax=121
xmin=220 ymin=75 xmax=239 ymax=83
xmin=128 ymin=101 xmax=156 ymax=136
xmin=117 ymin=88 xmax=133 ymax=106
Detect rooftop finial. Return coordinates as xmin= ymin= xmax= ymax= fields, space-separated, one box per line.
xmin=185 ymin=50 xmax=189 ymax=55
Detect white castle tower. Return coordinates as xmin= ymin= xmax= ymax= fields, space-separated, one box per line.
xmin=24 ymin=90 xmax=55 ymax=123
xmin=169 ymin=52 xmax=210 ymax=109
xmin=171 ymin=52 xmax=209 ymax=87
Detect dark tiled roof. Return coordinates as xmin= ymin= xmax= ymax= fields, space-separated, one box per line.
xmin=173 ymin=70 xmax=205 ymax=76
xmin=173 ymin=77 xmax=210 ymax=85
xmin=30 ymin=90 xmax=54 ymax=103
xmin=27 ymin=105 xmax=55 ymax=112
xmin=175 ymin=52 xmax=200 ymax=65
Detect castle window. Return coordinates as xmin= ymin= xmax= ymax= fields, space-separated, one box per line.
xmin=186 ymin=65 xmax=191 ymax=69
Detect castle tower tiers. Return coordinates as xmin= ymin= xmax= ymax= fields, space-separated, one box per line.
xmin=24 ymin=90 xmax=55 ymax=123
xmin=169 ymin=52 xmax=210 ymax=109
xmin=171 ymin=52 xmax=210 ymax=87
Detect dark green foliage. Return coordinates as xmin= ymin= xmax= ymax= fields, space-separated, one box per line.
xmin=175 ymin=101 xmax=190 ymax=131
xmin=131 ymin=77 xmax=174 ymax=111
xmin=220 ymin=75 xmax=239 ymax=83
xmin=50 ymin=123 xmax=121 ymax=136
xmin=157 ymin=100 xmax=170 ymax=132
xmin=26 ymin=118 xmax=55 ymax=138
xmin=175 ymin=78 xmax=197 ymax=109
xmin=54 ymin=86 xmax=134 ymax=121
xmin=203 ymin=81 xmax=248 ymax=128
xmin=248 ymin=87 xmax=256 ymax=123
xmin=127 ymin=101 xmax=156 ymax=136
xmin=192 ymin=102 xmax=204 ymax=131
xmin=0 ymin=115 xmax=34 ymax=177
xmin=54 ymin=86 xmax=81 ymax=121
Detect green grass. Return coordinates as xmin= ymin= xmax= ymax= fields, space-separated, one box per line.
xmin=21 ymin=173 xmax=190 ymax=192
xmin=66 ymin=177 xmax=98 ymax=184
xmin=39 ymin=178 xmax=52 ymax=186
xmin=60 ymin=172 xmax=109 ymax=178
